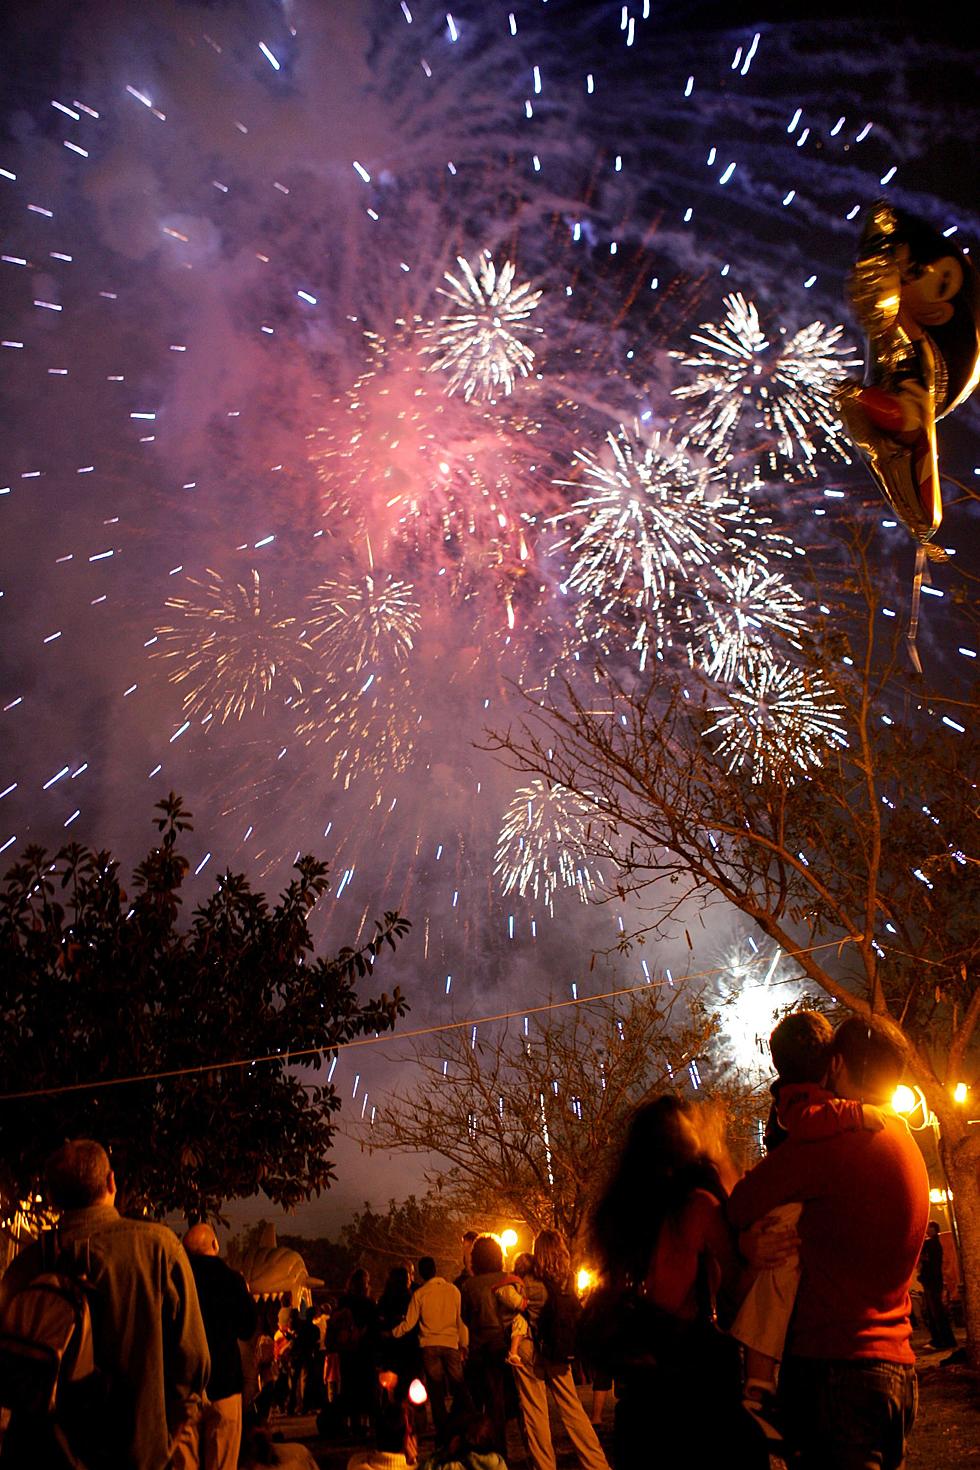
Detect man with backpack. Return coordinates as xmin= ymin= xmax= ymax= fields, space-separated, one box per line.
xmin=0 ymin=1138 xmax=210 ymax=1470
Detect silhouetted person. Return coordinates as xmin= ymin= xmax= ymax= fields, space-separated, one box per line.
xmin=730 ymin=1018 xmax=930 ymax=1470
xmin=918 ymin=1222 xmax=956 ymax=1351
xmin=171 ymin=1223 xmax=257 ymax=1469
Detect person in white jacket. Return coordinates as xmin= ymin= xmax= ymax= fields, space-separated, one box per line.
xmin=394 ymin=1256 xmax=473 ymax=1441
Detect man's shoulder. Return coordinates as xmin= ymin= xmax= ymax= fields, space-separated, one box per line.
xmin=96 ymin=1213 xmax=182 ymax=1248
xmin=420 ymin=1275 xmax=451 ymax=1294
xmin=191 ymin=1252 xmax=244 ymax=1284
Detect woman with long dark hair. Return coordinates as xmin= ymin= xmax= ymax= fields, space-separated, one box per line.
xmin=511 ymin=1230 xmax=610 ymax=1470
xmin=589 ymin=1096 xmax=767 ymax=1469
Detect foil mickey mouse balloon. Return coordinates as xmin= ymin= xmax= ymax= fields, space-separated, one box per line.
xmin=837 ymin=201 xmax=980 ymax=559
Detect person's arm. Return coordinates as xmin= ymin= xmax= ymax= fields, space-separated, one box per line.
xmin=728 ymin=1139 xmax=827 ymax=1230
xmin=166 ymin=1242 xmax=211 ymax=1402
xmin=392 ymin=1284 xmax=423 ymax=1338
xmin=495 ymin=1282 xmax=526 ymax=1312
xmin=777 ymin=1081 xmax=882 ymax=1139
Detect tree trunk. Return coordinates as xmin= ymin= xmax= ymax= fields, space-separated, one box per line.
xmin=940 ymin=1131 xmax=980 ymax=1370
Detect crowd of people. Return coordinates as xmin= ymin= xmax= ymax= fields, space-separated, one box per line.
xmin=0 ymin=1012 xmax=953 ymax=1470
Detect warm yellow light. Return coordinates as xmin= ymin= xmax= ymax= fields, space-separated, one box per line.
xmin=500 ymin=1228 xmax=519 ymax=1251
xmin=891 ymin=1085 xmax=917 ymax=1115
xmin=953 ymin=1082 xmax=968 ymax=1105
xmin=576 ymin=1268 xmax=596 ymax=1295
xmin=929 ymin=1188 xmax=949 ymax=1206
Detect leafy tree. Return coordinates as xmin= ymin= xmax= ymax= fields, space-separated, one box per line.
xmin=278 ymin=1232 xmax=357 ymax=1295
xmin=340 ymin=1193 xmax=471 ymax=1287
xmin=365 ymin=992 xmax=725 ymax=1254
xmin=0 ymin=794 xmax=410 ymax=1225
xmin=488 ymin=527 xmax=980 ymax=1360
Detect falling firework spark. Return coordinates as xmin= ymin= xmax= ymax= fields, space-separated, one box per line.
xmin=293 ymin=667 xmax=418 ymax=793
xmin=495 ymin=778 xmax=602 ymax=910
xmin=307 ymin=570 xmax=421 ymax=673
xmin=553 ymin=427 xmax=747 ymax=669
xmin=690 ymin=560 xmax=807 ymax=683
xmin=153 ymin=570 xmax=308 ymax=724
xmin=671 ymin=293 xmax=859 ymax=478
xmin=420 ymin=253 xmax=543 ymax=402
xmin=705 ymin=658 xmax=847 ymax=783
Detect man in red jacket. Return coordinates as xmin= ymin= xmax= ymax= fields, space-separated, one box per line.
xmin=729 ymin=1017 xmax=929 ymax=1470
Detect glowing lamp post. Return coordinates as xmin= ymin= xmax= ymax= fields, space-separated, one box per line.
xmin=576 ymin=1267 xmax=596 ymax=1297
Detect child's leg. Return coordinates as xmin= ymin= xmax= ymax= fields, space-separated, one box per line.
xmin=506 ymin=1313 xmax=528 ymax=1365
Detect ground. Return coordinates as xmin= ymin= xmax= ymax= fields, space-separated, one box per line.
xmin=907 ymin=1342 xmax=980 ymax=1470
xmin=259 ymin=1333 xmax=980 ymax=1468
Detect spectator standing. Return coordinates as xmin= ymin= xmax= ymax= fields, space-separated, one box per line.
xmin=918 ymin=1222 xmax=957 ymax=1351
xmin=454 ymin=1231 xmax=479 ymax=1291
xmin=332 ymin=1268 xmax=379 ymax=1438
xmin=393 ymin=1255 xmax=473 ymax=1441
xmin=510 ymin=1230 xmax=609 ymax=1470
xmin=378 ymin=1266 xmax=421 ymax=1401
xmin=460 ymin=1236 xmax=523 ymax=1455
xmin=729 ymin=1017 xmax=930 ymax=1469
xmin=171 ymin=1223 xmax=257 ymax=1468
xmin=288 ymin=1309 xmax=321 ymax=1413
xmin=589 ymin=1097 xmax=767 ymax=1470
xmin=0 ymin=1138 xmax=210 ymax=1470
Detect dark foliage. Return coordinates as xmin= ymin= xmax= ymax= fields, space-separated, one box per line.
xmin=0 ymin=794 xmax=410 ymax=1224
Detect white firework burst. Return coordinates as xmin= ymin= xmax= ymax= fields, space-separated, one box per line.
xmin=495 ymin=778 xmax=602 ymax=910
xmin=690 ymin=560 xmax=807 ymax=684
xmin=553 ymin=427 xmax=746 ymax=669
xmin=420 ymin=253 xmax=543 ymax=402
xmin=307 ymin=571 xmax=420 ymax=673
xmin=705 ymin=658 xmax=847 ymax=783
xmin=153 ymin=569 xmax=308 ymax=724
xmin=671 ymin=293 xmax=860 ymax=477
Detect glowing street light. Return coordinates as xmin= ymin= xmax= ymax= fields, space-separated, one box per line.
xmin=576 ymin=1267 xmax=596 ymax=1295
xmin=891 ymin=1084 xmax=918 ymax=1115
xmin=953 ymin=1082 xmax=968 ymax=1105
xmin=500 ymin=1228 xmax=519 ymax=1252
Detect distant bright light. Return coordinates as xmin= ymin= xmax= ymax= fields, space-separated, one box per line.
xmin=891 ymin=1085 xmax=917 ymax=1115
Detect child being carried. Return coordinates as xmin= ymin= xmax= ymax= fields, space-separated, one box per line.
xmin=733 ymin=1011 xmax=885 ymax=1418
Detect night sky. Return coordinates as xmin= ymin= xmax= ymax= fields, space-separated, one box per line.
xmin=1 ymin=0 xmax=977 ymax=1235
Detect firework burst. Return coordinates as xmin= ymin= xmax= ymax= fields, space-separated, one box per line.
xmin=705 ymin=658 xmax=847 ymax=783
xmin=307 ymin=570 xmax=421 ymax=674
xmin=553 ymin=427 xmax=746 ymax=669
xmin=292 ymin=667 xmax=418 ymax=793
xmin=420 ymin=253 xmax=543 ymax=403
xmin=671 ymin=293 xmax=859 ymax=478
xmin=494 ymin=778 xmax=603 ymax=911
xmin=308 ymin=330 xmax=545 ymax=583
xmin=689 ymin=560 xmax=807 ymax=684
xmin=153 ymin=570 xmax=308 ymax=724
